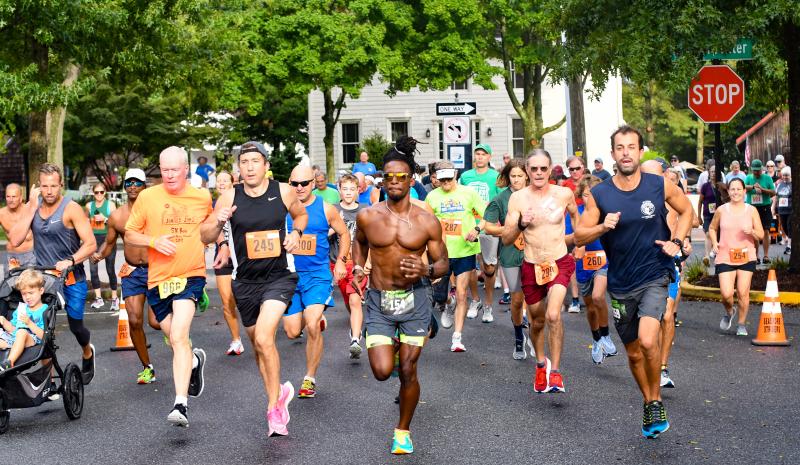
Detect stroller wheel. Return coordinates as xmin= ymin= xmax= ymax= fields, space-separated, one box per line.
xmin=0 ymin=390 xmax=9 ymax=434
xmin=62 ymin=364 xmax=84 ymax=420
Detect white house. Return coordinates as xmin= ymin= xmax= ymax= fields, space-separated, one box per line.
xmin=307 ymin=73 xmax=625 ymax=174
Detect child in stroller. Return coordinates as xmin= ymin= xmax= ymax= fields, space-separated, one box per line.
xmin=0 ymin=269 xmax=47 ymax=371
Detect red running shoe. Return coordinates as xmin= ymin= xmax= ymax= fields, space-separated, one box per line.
xmin=533 ymin=357 xmax=551 ymax=393
xmin=548 ymin=371 xmax=565 ymax=393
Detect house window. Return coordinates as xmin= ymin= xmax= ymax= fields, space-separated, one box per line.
xmin=451 ymin=79 xmax=469 ymax=90
xmin=390 ymin=121 xmax=409 ymax=144
xmin=438 ymin=122 xmax=444 ymax=159
xmin=510 ymin=62 xmax=525 ymax=89
xmin=473 ymin=121 xmax=481 ymax=147
xmin=512 ymin=119 xmax=524 ymax=156
xmin=341 ymin=123 xmax=359 ymax=164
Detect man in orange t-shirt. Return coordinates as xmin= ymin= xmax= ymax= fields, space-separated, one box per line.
xmin=126 ymin=146 xmax=212 ymax=428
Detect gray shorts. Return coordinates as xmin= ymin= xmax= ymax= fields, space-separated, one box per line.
xmin=579 ymin=268 xmax=608 ymax=297
xmin=7 ymin=251 xmax=36 ymax=269
xmin=478 ymin=235 xmax=499 ymax=266
xmin=608 ymin=275 xmax=669 ymax=345
xmin=501 ymin=266 xmax=522 ymax=293
xmin=365 ymin=283 xmax=432 ymax=347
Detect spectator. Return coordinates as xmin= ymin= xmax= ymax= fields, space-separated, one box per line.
xmin=562 ymin=155 xmax=586 ymax=205
xmin=195 ymin=156 xmax=215 ymax=188
xmin=351 ymin=151 xmax=377 ymax=176
xmin=773 ymin=166 xmax=791 ymax=254
xmin=698 ymin=165 xmax=718 ymax=266
xmin=312 ymin=171 xmax=340 ymax=204
xmin=591 ymin=158 xmax=611 ymax=181
xmin=725 ymin=161 xmax=746 ymax=184
xmin=775 ymin=154 xmax=786 ymax=171
xmin=744 ymin=159 xmax=776 ymax=264
xmin=670 ymin=155 xmax=687 ymax=180
xmin=766 ymin=160 xmax=779 ymax=182
xmin=695 ymin=159 xmax=716 ymax=191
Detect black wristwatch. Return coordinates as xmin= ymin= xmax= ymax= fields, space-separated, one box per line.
xmin=671 ymin=238 xmax=683 ymax=248
xmin=294 ymin=228 xmax=304 ymax=237
xmin=68 ymin=256 xmax=76 ymax=265
xmin=217 ymin=242 xmax=228 ymax=248
xmin=427 ymin=264 xmax=434 ymax=278
xmin=474 ymin=226 xmax=481 ymax=233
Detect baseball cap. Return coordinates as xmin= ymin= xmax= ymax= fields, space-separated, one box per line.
xmin=655 ymin=157 xmax=669 ymax=172
xmin=239 ymin=141 xmax=269 ymax=159
xmin=124 ymin=168 xmax=147 ymax=182
xmin=750 ymin=159 xmax=763 ymax=170
xmin=474 ymin=143 xmax=492 ymax=155
xmin=775 ymin=154 xmax=784 ymax=163
xmin=670 ymin=155 xmax=679 ymax=161
xmin=594 ymin=158 xmax=603 ymax=163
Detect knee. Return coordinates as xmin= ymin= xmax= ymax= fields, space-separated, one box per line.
xmin=253 ymin=333 xmax=276 ymax=353
xmin=169 ymin=332 xmax=190 ymax=348
xmin=484 ymin=265 xmax=496 ymax=277
xmin=661 ymin=309 xmax=674 ymax=326
xmin=638 ymin=334 xmax=658 ymax=353
xmin=627 ymin=348 xmax=643 ymax=365
xmin=399 ymin=362 xmax=418 ymax=383
xmin=530 ymin=315 xmax=546 ymax=331
xmin=128 ymin=312 xmax=144 ymax=330
xmin=545 ymin=309 xmax=561 ymax=325
xmin=285 ymin=326 xmax=302 ymax=339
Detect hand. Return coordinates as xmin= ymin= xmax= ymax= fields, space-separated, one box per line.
xmin=399 ymin=254 xmax=425 ymax=280
xmin=153 ymin=235 xmax=177 ymax=256
xmin=353 ymin=267 xmax=366 ymax=287
xmin=755 ymin=185 xmax=762 ymax=193
xmin=742 ymin=222 xmax=752 ymax=236
xmin=573 ymin=246 xmax=585 ymax=260
xmin=333 ymin=261 xmax=346 ymax=281
xmin=18 ymin=311 xmax=31 ymax=327
xmin=681 ymin=239 xmax=693 ymax=256
xmin=29 ymin=184 xmax=40 ymax=207
xmin=465 ymin=228 xmax=479 ymax=242
xmin=520 ymin=208 xmax=535 ymax=228
xmin=283 ymin=230 xmax=301 ymax=253
xmin=213 ymin=245 xmax=230 ymax=269
xmin=90 ymin=252 xmax=103 ymax=264
xmin=603 ymin=212 xmax=621 ymax=230
xmin=216 ymin=205 xmax=237 ymax=224
xmin=55 ymin=259 xmax=72 ymax=272
xmin=655 ymin=239 xmax=681 ymax=257
xmin=712 ymin=243 xmax=719 ymax=255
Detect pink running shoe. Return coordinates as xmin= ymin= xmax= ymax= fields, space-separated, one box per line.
xmin=267 ymin=381 xmax=294 ymax=437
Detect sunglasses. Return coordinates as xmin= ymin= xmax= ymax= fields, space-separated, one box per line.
xmin=528 ymin=166 xmax=549 ymax=173
xmin=94 ymin=190 xmax=105 ymax=194
xmin=124 ymin=180 xmax=145 ymax=188
xmin=568 ymin=166 xmax=583 ymax=172
xmin=289 ymin=179 xmax=314 ymax=187
xmin=438 ymin=177 xmax=454 ymax=182
xmin=384 ymin=172 xmax=410 ymax=182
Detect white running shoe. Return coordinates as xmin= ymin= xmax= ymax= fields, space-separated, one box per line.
xmin=450 ymin=334 xmax=466 ymax=352
xmin=513 ymin=334 xmax=527 ymax=360
xmin=90 ymin=298 xmax=104 ymax=309
xmin=110 ymin=298 xmax=119 ymax=311
xmin=720 ymin=305 xmax=737 ymax=331
xmin=441 ymin=303 xmax=455 ymax=329
xmin=349 ymin=339 xmax=362 ymax=359
xmin=226 ymin=340 xmax=244 ymax=356
xmin=481 ymin=305 xmax=494 ymax=323
xmin=660 ymin=369 xmax=675 ymax=388
xmin=467 ymin=300 xmax=482 ymax=319
xmin=600 ymin=335 xmax=618 ymax=357
xmin=567 ymin=302 xmax=580 ymax=313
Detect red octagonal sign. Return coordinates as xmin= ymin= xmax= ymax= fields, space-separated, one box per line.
xmin=688 ymin=65 xmax=745 ymax=123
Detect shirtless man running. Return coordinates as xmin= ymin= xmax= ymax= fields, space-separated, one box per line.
xmin=0 ymin=184 xmax=36 ymax=270
xmin=502 ymin=149 xmax=578 ymax=393
xmin=353 ymin=137 xmax=449 ymax=454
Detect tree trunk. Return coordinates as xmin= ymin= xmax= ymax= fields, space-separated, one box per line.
xmin=46 ymin=64 xmax=81 ymax=176
xmin=643 ymin=81 xmax=656 ymax=148
xmin=521 ymin=65 xmax=566 ymax=152
xmin=28 ymin=112 xmax=47 ymax=190
xmin=322 ymin=88 xmax=336 ymax=177
xmin=568 ymin=75 xmax=586 ymax=159
xmin=783 ymin=19 xmax=800 ymax=271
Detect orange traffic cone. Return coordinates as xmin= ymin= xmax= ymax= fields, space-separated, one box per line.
xmin=752 ymin=269 xmax=790 ymax=346
xmin=110 ymin=300 xmax=135 ymax=351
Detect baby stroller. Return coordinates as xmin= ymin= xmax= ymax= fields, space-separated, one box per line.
xmin=0 ymin=266 xmax=84 ymax=434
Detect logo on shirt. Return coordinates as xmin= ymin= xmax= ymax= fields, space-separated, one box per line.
xmin=268 ymin=196 xmax=277 ymax=201
xmin=640 ymin=200 xmax=655 ymax=219
xmin=439 ymin=199 xmax=465 ymax=214
xmin=467 ymin=182 xmax=490 ymax=202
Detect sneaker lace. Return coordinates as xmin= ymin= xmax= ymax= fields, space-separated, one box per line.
xmin=302 ymin=379 xmax=314 ymax=390
xmin=643 ymin=403 xmax=653 ymax=425
xmin=652 ymin=402 xmax=667 ymax=422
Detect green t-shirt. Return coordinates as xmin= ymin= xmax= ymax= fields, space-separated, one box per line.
xmin=744 ymin=173 xmax=774 ymax=206
xmin=459 ymin=168 xmax=500 ymax=203
xmin=483 ymin=189 xmax=523 ymax=268
xmin=426 ymin=186 xmax=486 ymax=258
xmin=313 ymin=188 xmax=340 ymax=205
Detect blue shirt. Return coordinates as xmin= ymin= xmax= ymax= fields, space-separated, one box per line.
xmin=565 ymin=205 xmax=608 ymax=283
xmin=286 ymin=196 xmax=330 ymax=271
xmin=10 ymin=304 xmax=48 ymax=332
xmin=196 ymin=164 xmax=215 ymax=182
xmin=352 ymin=162 xmax=377 ymax=176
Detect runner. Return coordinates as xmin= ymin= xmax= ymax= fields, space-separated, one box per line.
xmin=425 ymin=160 xmax=486 ymax=352
xmin=94 ymin=168 xmax=159 ymax=384
xmin=744 ymin=159 xmax=775 ymax=264
xmin=0 ymin=184 xmax=35 ymax=270
xmin=483 ymin=159 xmax=533 ymax=359
xmin=565 ymin=174 xmax=617 ymax=364
xmin=574 ymin=125 xmax=693 ymax=438
xmin=86 ymin=182 xmax=119 ymax=310
xmin=502 ymin=149 xmax=578 ymax=393
xmin=329 ymin=173 xmax=368 ymax=358
xmin=562 ymin=156 xmax=586 ymax=314
xmin=352 ymin=136 xmax=448 ymax=454
xmin=708 ymin=177 xmax=764 ymax=337
xmin=201 ymin=141 xmax=308 ymax=437
xmin=459 ymin=143 xmax=500 ymax=323
xmin=284 ymin=165 xmax=350 ymax=398
xmin=125 ymin=147 xmax=211 ymax=427
xmin=9 ymin=163 xmax=97 ymax=384
xmin=698 ymin=165 xmax=718 ymax=266
xmin=355 ymin=172 xmax=380 ymax=206
xmin=773 ymin=167 xmax=791 ymax=254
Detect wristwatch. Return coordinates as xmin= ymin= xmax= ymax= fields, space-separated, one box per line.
xmin=427 ymin=264 xmax=434 ymax=278
xmin=474 ymin=226 xmax=481 ymax=233
xmin=670 ymin=238 xmax=683 ymax=248
xmin=294 ymin=228 xmax=304 ymax=237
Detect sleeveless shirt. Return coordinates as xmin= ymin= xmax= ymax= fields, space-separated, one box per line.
xmin=32 ymin=197 xmax=86 ymax=282
xmin=286 ymin=196 xmax=330 ymax=271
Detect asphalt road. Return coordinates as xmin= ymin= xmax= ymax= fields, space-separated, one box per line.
xmin=2 ymin=282 xmax=798 ymax=464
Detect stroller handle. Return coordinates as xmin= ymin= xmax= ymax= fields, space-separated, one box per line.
xmin=6 ymin=265 xmax=75 ymax=285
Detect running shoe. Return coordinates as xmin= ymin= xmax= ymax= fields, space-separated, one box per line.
xmin=467 ymin=300 xmax=482 ymax=319
xmin=481 ymin=305 xmax=494 ymax=323
xmin=320 ymin=315 xmax=327 ymax=332
xmin=785 ymin=246 xmax=791 ymax=255
xmin=226 ymin=340 xmax=245 ymax=356
xmin=533 ymin=357 xmax=551 ymax=393
xmin=567 ymin=302 xmax=580 ymax=313
xmin=268 ymin=381 xmax=294 ymax=436
xmin=761 ymin=257 xmax=771 ymax=265
xmin=110 ymin=298 xmax=119 ymax=311
xmin=82 ymin=343 xmax=96 ymax=385
xmin=349 ymin=339 xmax=362 ymax=359
xmin=137 ymin=365 xmax=156 ymax=384
xmin=513 ymin=336 xmax=526 ymax=360
xmin=90 ymin=298 xmax=104 ymax=309
xmin=600 ymin=335 xmax=618 ymax=357
xmin=267 ymin=407 xmax=284 ymax=437
xmin=736 ymin=325 xmax=748 ymax=336
xmin=298 ymin=378 xmax=316 ymax=398
xmin=499 ymin=293 xmax=511 ymax=305
xmin=441 ymin=302 xmax=455 ymax=329
xmin=591 ymin=341 xmax=604 ymax=365
xmin=391 ymin=429 xmax=414 ymax=455
xmin=660 ymin=369 xmax=675 ymax=388
xmin=188 ymin=348 xmax=206 ymax=397
xmin=642 ymin=401 xmax=670 ymax=438
xmin=198 ymin=290 xmax=209 ymax=313
xmin=720 ymin=306 xmax=737 ymax=331
xmin=548 ymin=371 xmax=566 ymax=393
xmin=450 ymin=334 xmax=466 ymax=352
xmin=168 ymin=403 xmax=189 ymax=427
xmin=45 ymin=378 xmax=60 ymax=401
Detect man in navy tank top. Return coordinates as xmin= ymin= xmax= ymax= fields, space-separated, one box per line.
xmin=575 ymin=126 xmax=693 ymax=439
xmin=284 ymin=165 xmax=351 ymax=400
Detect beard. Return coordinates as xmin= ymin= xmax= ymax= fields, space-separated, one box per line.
xmin=387 ymin=190 xmax=408 ymax=202
xmin=617 ymin=163 xmax=637 ymax=176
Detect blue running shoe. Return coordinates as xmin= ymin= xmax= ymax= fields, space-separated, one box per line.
xmin=391 ymin=429 xmax=414 ymax=454
xmin=642 ymin=401 xmax=670 ymax=438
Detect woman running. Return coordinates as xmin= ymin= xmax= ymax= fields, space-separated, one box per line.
xmin=698 ymin=165 xmax=718 ymax=266
xmin=709 ymin=178 xmax=764 ymax=336
xmin=773 ymin=167 xmax=791 ymax=254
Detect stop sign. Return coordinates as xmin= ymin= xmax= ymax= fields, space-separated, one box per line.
xmin=688 ymin=65 xmax=745 ymax=123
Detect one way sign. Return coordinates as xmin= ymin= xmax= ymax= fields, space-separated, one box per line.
xmin=436 ymin=102 xmax=477 ymax=116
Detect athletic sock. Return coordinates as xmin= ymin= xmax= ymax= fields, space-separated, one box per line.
xmin=175 ymin=395 xmax=188 ymax=406
xmin=661 ymin=364 xmax=667 ymax=371
xmin=304 ymin=375 xmax=316 ymax=384
xmin=591 ymin=330 xmax=601 ymax=342
xmin=599 ymin=326 xmax=610 ymax=337
xmin=537 ymin=361 xmax=546 ymax=368
xmin=514 ymin=325 xmax=524 ymax=342
xmin=551 ymin=369 xmax=560 ymax=373
xmin=504 ymin=288 xmax=510 ymax=293
xmin=192 ymin=353 xmax=199 ymax=369
xmin=571 ymin=297 xmax=579 ymax=306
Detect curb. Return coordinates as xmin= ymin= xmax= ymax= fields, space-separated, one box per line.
xmin=681 ymin=281 xmax=800 ymax=306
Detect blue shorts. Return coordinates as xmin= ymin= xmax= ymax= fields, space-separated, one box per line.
xmin=63 ymin=280 xmax=88 ymax=320
xmin=450 ymin=255 xmax=477 ymax=277
xmin=146 ymin=277 xmax=206 ymax=323
xmin=121 ymin=266 xmax=148 ymax=299
xmin=668 ymin=266 xmax=681 ymax=300
xmin=286 ymin=268 xmax=334 ymax=316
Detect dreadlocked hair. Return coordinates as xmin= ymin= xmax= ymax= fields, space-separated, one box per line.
xmin=383 ymin=135 xmax=420 ymax=173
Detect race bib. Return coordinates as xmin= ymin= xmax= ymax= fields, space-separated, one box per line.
xmin=729 ymin=247 xmax=748 ymax=264
xmin=245 ymin=230 xmax=281 ymax=259
xmin=708 ymin=203 xmax=716 ymax=214
xmin=779 ymin=198 xmax=789 ymax=208
xmin=582 ymin=251 xmax=607 ymax=271
xmin=158 ymin=277 xmax=187 ymax=299
xmin=610 ymin=299 xmax=626 ymax=322
xmin=293 ymin=234 xmax=317 ymax=256
xmin=534 ymin=260 xmax=558 ymax=285
xmin=441 ymin=219 xmax=463 ymax=236
xmin=7 ymin=257 xmax=20 ymax=269
xmin=380 ymin=289 xmax=415 ymax=316
xmin=751 ymin=193 xmax=763 ymax=204
xmin=514 ymin=233 xmax=525 ymax=251
xmin=118 ymin=263 xmax=135 ymax=278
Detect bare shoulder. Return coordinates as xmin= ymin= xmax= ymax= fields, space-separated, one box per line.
xmin=508 ymin=188 xmax=528 ymax=206
xmin=65 ymin=200 xmax=86 ymax=218
xmin=278 ymin=182 xmax=292 ymax=197
xmin=411 ymin=203 xmax=439 ymax=227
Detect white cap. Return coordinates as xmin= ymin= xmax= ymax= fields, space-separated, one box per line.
xmin=374 ymin=177 xmax=384 ymax=184
xmin=436 ymin=168 xmax=456 ymax=179
xmin=775 ymin=154 xmax=784 ymax=162
xmin=124 ymin=168 xmax=147 ymax=182
xmin=365 ymin=175 xmax=375 ymax=185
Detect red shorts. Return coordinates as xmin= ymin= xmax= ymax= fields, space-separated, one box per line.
xmin=330 ymin=261 xmax=367 ymax=305
xmin=521 ymin=254 xmax=575 ymax=305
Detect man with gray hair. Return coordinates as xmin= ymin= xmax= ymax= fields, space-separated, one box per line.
xmin=312 ymin=171 xmax=340 ymax=205
xmin=0 ymin=183 xmax=35 ymax=269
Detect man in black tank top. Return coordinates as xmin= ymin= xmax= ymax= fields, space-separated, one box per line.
xmin=575 ymin=126 xmax=693 ymax=439
xmin=9 ymin=163 xmax=98 ymax=384
xmin=201 ymin=141 xmax=308 ymax=438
